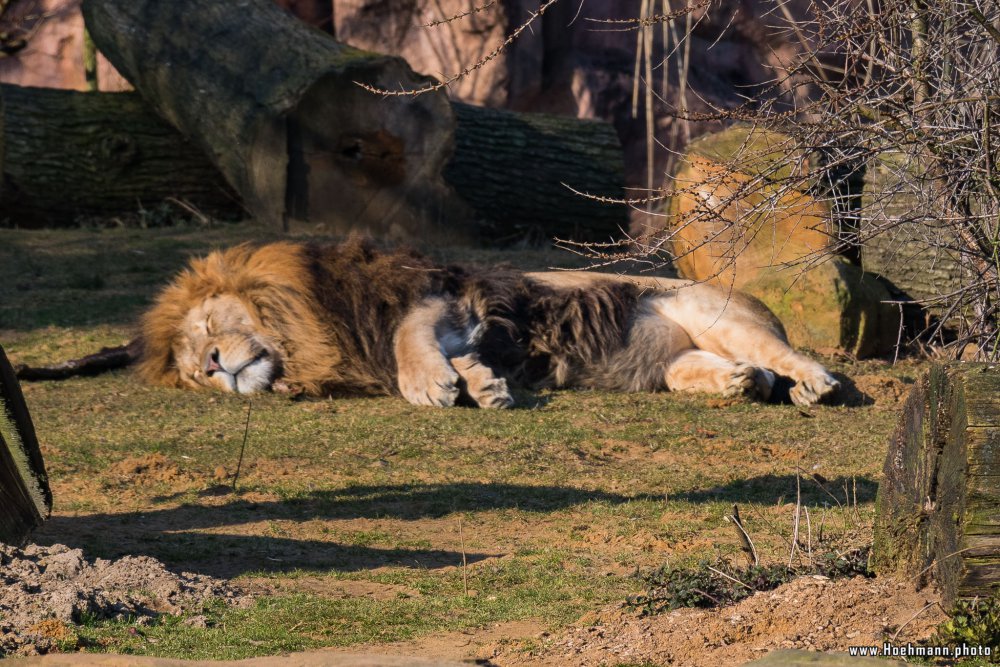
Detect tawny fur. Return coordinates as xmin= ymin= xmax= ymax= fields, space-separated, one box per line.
xmin=139 ymin=238 xmax=840 ymax=406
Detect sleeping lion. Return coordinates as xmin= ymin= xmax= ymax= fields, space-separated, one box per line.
xmin=137 ymin=237 xmax=839 ymax=407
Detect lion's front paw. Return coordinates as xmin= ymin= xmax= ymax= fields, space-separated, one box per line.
xmin=472 ymin=377 xmax=514 ymax=409
xmin=723 ymin=365 xmax=773 ymax=401
xmin=790 ymin=371 xmax=840 ymax=406
xmin=399 ymin=367 xmax=461 ymax=408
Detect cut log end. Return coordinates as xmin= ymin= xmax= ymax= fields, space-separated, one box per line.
xmin=872 ymin=363 xmax=1000 ymax=605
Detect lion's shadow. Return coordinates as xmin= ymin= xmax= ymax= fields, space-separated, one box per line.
xmin=33 ymin=482 xmax=637 ymax=578
xmin=33 ymin=476 xmax=877 ymax=578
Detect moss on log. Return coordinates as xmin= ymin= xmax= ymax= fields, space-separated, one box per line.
xmin=446 ymin=102 xmax=626 ymax=242
xmin=0 ymin=344 xmax=51 ymax=544
xmin=0 ymin=84 xmax=241 ymax=227
xmin=82 ymin=0 xmax=468 ymax=240
xmin=872 ymin=363 xmax=1000 ymax=605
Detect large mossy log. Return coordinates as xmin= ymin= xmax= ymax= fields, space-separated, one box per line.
xmin=447 ymin=102 xmax=626 ymax=242
xmin=872 ymin=363 xmax=1000 ymax=604
xmin=0 ymin=84 xmax=241 ymax=227
xmin=0 ymin=344 xmax=51 ymax=544
xmin=0 ymin=84 xmax=625 ymax=240
xmin=860 ymin=152 xmax=968 ymax=313
xmin=82 ymin=0 xmax=466 ymax=240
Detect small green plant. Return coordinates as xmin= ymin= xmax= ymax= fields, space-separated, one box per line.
xmin=935 ymin=596 xmax=1000 ymax=652
xmin=627 ymin=547 xmax=871 ymax=616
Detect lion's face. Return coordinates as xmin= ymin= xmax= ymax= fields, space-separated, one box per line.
xmin=172 ymin=294 xmax=279 ymax=394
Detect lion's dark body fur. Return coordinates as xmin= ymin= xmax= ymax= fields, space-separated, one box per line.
xmin=303 ymin=238 xmax=652 ymax=396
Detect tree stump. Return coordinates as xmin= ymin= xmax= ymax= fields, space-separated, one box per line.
xmin=0 ymin=84 xmax=242 ymax=227
xmin=82 ymin=0 xmax=468 ymax=240
xmin=872 ymin=363 xmax=1000 ymax=605
xmin=0 ymin=344 xmax=52 ymax=544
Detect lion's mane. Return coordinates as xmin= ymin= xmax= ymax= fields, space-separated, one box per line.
xmin=139 ymin=237 xmax=644 ymax=396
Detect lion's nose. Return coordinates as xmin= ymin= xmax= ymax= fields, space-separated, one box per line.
xmin=205 ymin=348 xmax=222 ymax=376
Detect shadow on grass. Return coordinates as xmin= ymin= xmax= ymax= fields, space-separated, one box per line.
xmin=673 ymin=474 xmax=879 ymax=506
xmin=34 ymin=482 xmax=641 ymax=577
xmin=33 ymin=477 xmax=877 ymax=577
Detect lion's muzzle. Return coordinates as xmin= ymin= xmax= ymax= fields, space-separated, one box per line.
xmin=203 ymin=339 xmax=276 ymax=394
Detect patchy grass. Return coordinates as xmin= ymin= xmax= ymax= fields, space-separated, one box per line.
xmin=0 ymin=222 xmax=923 ymax=659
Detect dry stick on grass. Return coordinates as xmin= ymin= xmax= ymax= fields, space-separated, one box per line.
xmin=459 ymin=516 xmax=469 ymax=597
xmin=725 ymin=504 xmax=760 ymax=567
xmin=789 ymin=471 xmax=802 ymax=568
xmin=804 ymin=506 xmax=813 ymax=564
xmin=889 ymin=601 xmax=945 ymax=643
xmin=231 ymin=400 xmax=252 ymax=493
xmin=706 ymin=566 xmax=754 ymax=592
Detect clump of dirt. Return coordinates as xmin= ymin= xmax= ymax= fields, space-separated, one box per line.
xmin=0 ymin=542 xmax=252 ymax=656
xmin=107 ymin=453 xmax=184 ymax=484
xmin=490 ymin=575 xmax=946 ymax=666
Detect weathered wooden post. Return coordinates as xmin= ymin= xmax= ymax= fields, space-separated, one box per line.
xmin=872 ymin=363 xmax=1000 ymax=604
xmin=0 ymin=344 xmax=52 ymax=544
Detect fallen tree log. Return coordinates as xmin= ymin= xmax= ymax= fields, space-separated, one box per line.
xmin=447 ymin=102 xmax=626 ymax=242
xmin=0 ymin=84 xmax=242 ymax=227
xmin=872 ymin=363 xmax=1000 ymax=605
xmin=0 ymin=344 xmax=52 ymax=544
xmin=0 ymin=83 xmax=626 ymax=241
xmin=82 ymin=0 xmax=468 ymax=240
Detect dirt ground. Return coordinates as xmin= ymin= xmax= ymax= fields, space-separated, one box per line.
xmin=333 ymin=575 xmax=946 ymax=666
xmin=0 ymin=543 xmax=250 ymax=656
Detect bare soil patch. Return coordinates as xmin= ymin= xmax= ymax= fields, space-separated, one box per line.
xmin=0 ymin=543 xmax=251 ymax=656
xmin=487 ymin=575 xmax=945 ymax=666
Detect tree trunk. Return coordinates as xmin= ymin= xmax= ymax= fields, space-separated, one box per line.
xmin=82 ymin=0 xmax=469 ymax=241
xmin=0 ymin=84 xmax=241 ymax=227
xmin=0 ymin=344 xmax=51 ymax=545
xmin=860 ymin=152 xmax=969 ymax=312
xmin=447 ymin=102 xmax=627 ymax=242
xmin=872 ymin=362 xmax=1000 ymax=605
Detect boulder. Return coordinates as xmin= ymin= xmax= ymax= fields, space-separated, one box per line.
xmin=667 ymin=126 xmax=898 ymax=357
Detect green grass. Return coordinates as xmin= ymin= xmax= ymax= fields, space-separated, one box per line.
xmin=0 ymin=222 xmax=922 ymax=659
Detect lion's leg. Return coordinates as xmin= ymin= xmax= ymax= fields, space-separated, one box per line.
xmin=450 ymin=353 xmax=514 ymax=409
xmin=665 ymin=349 xmax=775 ymax=400
xmin=649 ymin=290 xmax=839 ymax=406
xmin=394 ymin=299 xmax=461 ymax=407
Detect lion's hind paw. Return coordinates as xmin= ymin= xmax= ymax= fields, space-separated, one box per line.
xmin=472 ymin=378 xmax=514 ymax=409
xmin=789 ymin=371 xmax=840 ymax=406
xmin=723 ymin=365 xmax=774 ymax=401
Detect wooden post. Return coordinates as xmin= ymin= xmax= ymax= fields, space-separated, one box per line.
xmin=872 ymin=363 xmax=1000 ymax=604
xmin=0 ymin=344 xmax=52 ymax=544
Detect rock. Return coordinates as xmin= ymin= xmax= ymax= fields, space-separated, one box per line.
xmin=667 ymin=126 xmax=898 ymax=357
xmin=742 ymin=258 xmax=898 ymax=358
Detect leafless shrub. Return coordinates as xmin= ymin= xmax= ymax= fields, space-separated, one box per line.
xmin=370 ymin=0 xmax=1000 ymax=357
